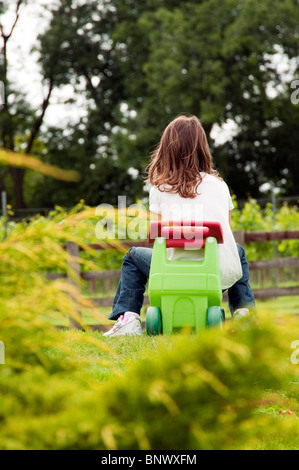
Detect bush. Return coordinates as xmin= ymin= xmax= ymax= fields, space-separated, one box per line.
xmin=1 ymin=315 xmax=299 ymax=450
xmin=231 ymin=198 xmax=299 ymax=260
xmin=0 ymin=206 xmax=299 ymax=450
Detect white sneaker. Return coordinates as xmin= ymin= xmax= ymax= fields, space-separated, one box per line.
xmin=103 ymin=312 xmax=143 ymax=337
xmin=233 ymin=308 xmax=251 ymax=320
xmin=233 ymin=308 xmax=257 ymax=326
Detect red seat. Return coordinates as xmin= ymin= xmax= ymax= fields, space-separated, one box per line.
xmin=148 ymin=220 xmax=224 ymax=248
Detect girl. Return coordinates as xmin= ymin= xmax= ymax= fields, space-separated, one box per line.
xmin=104 ymin=115 xmax=255 ymax=336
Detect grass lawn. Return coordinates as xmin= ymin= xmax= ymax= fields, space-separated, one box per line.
xmin=55 ymin=295 xmax=299 ymax=450
xmin=61 ymin=293 xmax=299 ymax=329
xmin=255 ymin=295 xmax=299 ymax=316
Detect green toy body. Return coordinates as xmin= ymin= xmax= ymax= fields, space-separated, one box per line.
xmin=146 ymin=224 xmax=224 ymax=335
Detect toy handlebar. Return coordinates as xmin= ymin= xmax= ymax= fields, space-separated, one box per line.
xmin=148 ymin=220 xmax=223 ymax=248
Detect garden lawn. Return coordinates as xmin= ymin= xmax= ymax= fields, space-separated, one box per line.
xmin=58 ymin=295 xmax=299 ymax=328
xmin=56 ymin=295 xmax=299 ymax=450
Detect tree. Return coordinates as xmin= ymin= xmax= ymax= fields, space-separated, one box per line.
xmin=0 ymin=0 xmax=55 ymax=208
xmin=11 ymin=0 xmax=299 ymax=209
xmin=33 ymin=0 xmax=144 ymax=207
xmin=110 ymin=0 xmax=299 ymax=198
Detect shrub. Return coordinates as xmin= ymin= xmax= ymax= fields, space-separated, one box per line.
xmin=231 ymin=198 xmax=299 ymax=260
xmin=0 ymin=206 xmax=299 ymax=450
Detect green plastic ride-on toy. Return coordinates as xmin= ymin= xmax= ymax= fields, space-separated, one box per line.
xmin=146 ymin=220 xmax=225 ymax=335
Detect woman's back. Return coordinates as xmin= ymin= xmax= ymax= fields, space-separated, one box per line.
xmin=149 ymin=173 xmax=242 ymax=290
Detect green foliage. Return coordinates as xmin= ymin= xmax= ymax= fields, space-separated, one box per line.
xmin=0 ymin=207 xmax=299 ymax=449
xmin=1 ymin=196 xmax=298 ymax=267
xmin=276 ymin=204 xmax=299 ymax=258
xmin=109 ymin=0 xmax=299 ymax=198
xmin=2 ymin=0 xmax=297 ymax=208
xmin=231 ymin=198 xmax=299 ymax=260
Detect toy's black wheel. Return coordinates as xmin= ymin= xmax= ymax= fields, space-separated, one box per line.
xmin=146 ymin=307 xmax=162 ymax=336
xmin=206 ymin=306 xmax=223 ymax=328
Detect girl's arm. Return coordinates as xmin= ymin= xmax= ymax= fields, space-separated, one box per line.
xmin=229 ymin=210 xmax=231 ymax=226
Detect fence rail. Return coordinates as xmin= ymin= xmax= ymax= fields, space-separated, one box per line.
xmin=234 ymin=229 xmax=299 ymax=245
xmin=50 ymin=230 xmax=299 ymax=325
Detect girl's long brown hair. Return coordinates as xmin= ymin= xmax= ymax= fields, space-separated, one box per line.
xmin=146 ymin=115 xmax=221 ymax=198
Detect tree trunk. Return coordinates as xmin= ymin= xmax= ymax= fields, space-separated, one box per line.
xmin=9 ymin=167 xmax=25 ymax=209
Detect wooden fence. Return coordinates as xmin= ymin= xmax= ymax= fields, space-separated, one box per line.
xmin=49 ymin=230 xmax=299 ymax=326
xmin=233 ymin=230 xmax=299 ymax=300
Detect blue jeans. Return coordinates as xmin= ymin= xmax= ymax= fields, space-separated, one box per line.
xmin=109 ymin=244 xmax=255 ymax=320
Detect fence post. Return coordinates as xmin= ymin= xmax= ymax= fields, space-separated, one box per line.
xmin=1 ymin=191 xmax=7 ymax=240
xmin=66 ymin=241 xmax=82 ymax=329
xmin=233 ymin=229 xmax=245 ymax=246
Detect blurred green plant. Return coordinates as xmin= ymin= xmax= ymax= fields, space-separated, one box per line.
xmin=2 ymin=140 xmax=298 ymax=449
xmin=231 ymin=198 xmax=299 ymax=260
xmin=0 ymin=200 xmax=299 ymax=449
xmin=1 ymin=196 xmax=298 ymax=268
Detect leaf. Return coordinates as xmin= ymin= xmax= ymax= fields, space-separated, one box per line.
xmin=0 ymin=148 xmax=80 ymax=181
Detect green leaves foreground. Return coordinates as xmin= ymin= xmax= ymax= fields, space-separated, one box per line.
xmin=0 ymin=210 xmax=299 ymax=449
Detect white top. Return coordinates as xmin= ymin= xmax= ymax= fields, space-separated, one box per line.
xmin=149 ymin=173 xmax=242 ymax=289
